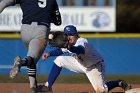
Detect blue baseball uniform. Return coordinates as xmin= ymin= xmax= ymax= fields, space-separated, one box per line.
xmin=41 ymin=25 xmax=130 ymax=93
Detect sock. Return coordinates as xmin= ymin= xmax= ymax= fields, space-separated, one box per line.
xmin=106 ymin=80 xmax=120 ymax=91
xmin=28 ymin=67 xmax=37 ymax=88
xmin=47 ymin=63 xmax=62 ymax=88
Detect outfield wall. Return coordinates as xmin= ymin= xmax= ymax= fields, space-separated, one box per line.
xmin=0 ymin=33 xmax=140 ymax=74
xmin=0 ymin=7 xmax=115 ymax=32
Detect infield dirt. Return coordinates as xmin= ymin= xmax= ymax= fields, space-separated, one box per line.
xmin=0 ymin=83 xmax=140 ymax=93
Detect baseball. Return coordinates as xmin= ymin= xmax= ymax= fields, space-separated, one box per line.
xmin=48 ymin=34 xmax=54 ymax=39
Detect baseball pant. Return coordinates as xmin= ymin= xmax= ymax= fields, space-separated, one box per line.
xmin=20 ymin=22 xmax=49 ymax=88
xmin=54 ymin=56 xmax=108 ymax=93
xmin=21 ymin=22 xmax=49 ymax=62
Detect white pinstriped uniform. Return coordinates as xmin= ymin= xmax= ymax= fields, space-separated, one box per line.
xmin=54 ymin=38 xmax=108 ymax=92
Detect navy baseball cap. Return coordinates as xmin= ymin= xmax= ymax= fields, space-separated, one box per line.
xmin=64 ymin=25 xmax=78 ymax=36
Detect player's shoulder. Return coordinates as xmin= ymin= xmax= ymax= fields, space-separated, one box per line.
xmin=77 ymin=37 xmax=88 ymax=43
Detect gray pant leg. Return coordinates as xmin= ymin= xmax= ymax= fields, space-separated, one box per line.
xmin=21 ymin=22 xmax=49 ymax=63
xmin=20 ymin=22 xmax=50 ymax=88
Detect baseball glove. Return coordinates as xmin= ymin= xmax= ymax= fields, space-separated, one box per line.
xmin=48 ymin=31 xmax=68 ymax=48
xmin=51 ymin=10 xmax=62 ymax=26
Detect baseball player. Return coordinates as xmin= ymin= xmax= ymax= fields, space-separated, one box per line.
xmin=0 ymin=0 xmax=61 ymax=93
xmin=39 ymin=25 xmax=131 ymax=93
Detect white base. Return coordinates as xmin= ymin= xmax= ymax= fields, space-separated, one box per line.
xmin=125 ymin=88 xmax=140 ymax=93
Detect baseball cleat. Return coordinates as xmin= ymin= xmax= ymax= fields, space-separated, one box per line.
xmin=37 ymin=85 xmax=53 ymax=93
xmin=9 ymin=56 xmax=21 ymax=79
xmin=30 ymin=87 xmax=37 ymax=93
xmin=119 ymin=80 xmax=131 ymax=91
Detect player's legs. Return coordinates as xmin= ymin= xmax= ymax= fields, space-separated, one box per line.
xmin=85 ymin=62 xmax=108 ymax=93
xmin=40 ymin=56 xmax=130 ymax=92
xmin=54 ymin=56 xmax=85 ymax=73
xmin=27 ymin=37 xmax=47 ymax=88
xmin=23 ymin=23 xmax=49 ymax=89
xmin=13 ymin=22 xmax=49 ymax=89
xmin=85 ymin=62 xmax=129 ymax=93
xmin=41 ymin=56 xmax=85 ymax=90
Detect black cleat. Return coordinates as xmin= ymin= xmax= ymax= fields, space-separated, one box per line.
xmin=37 ymin=85 xmax=53 ymax=93
xmin=119 ymin=80 xmax=131 ymax=91
xmin=30 ymin=87 xmax=37 ymax=93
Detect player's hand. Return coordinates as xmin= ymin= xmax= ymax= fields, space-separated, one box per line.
xmin=42 ymin=53 xmax=50 ymax=61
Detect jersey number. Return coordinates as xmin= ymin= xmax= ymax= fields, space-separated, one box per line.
xmin=38 ymin=0 xmax=47 ymax=8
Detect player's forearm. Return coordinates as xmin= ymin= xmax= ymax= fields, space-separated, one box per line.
xmin=0 ymin=0 xmax=15 ymax=13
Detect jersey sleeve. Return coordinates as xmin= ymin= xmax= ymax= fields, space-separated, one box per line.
xmin=49 ymin=48 xmax=63 ymax=56
xmin=75 ymin=38 xmax=88 ymax=48
xmin=67 ymin=38 xmax=88 ymax=54
xmin=68 ymin=45 xmax=85 ymax=54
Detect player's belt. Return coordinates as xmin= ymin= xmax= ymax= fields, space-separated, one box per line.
xmin=97 ymin=60 xmax=104 ymax=65
xmin=88 ymin=60 xmax=104 ymax=68
xmin=22 ymin=21 xmax=50 ymax=28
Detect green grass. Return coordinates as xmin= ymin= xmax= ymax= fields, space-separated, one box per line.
xmin=0 ymin=74 xmax=140 ymax=84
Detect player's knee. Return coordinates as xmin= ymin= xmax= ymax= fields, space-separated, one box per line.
xmin=25 ymin=56 xmax=36 ymax=68
xmin=54 ymin=56 xmax=63 ymax=67
xmin=94 ymin=86 xmax=108 ymax=93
